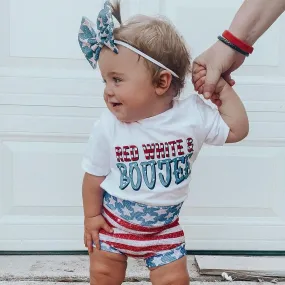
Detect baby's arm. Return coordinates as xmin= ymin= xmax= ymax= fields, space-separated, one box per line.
xmin=216 ymin=80 xmax=249 ymax=143
xmin=193 ymin=68 xmax=249 ymax=143
xmin=81 ymin=110 xmax=115 ymax=253
xmin=82 ymin=173 xmax=104 ymax=218
xmin=82 ymin=173 xmax=113 ymax=253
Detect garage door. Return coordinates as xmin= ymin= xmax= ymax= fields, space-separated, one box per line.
xmin=1 ymin=0 xmax=285 ymax=251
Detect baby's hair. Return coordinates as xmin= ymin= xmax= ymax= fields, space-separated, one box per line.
xmin=111 ymin=0 xmax=122 ymax=25
xmin=110 ymin=0 xmax=191 ymax=96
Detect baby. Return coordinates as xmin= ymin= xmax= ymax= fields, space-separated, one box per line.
xmin=78 ymin=1 xmax=249 ymax=284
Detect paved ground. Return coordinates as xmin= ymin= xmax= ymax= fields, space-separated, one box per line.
xmin=0 ymin=281 xmax=285 ymax=285
xmin=0 ymin=255 xmax=205 ymax=283
xmin=0 ymin=255 xmax=283 ymax=284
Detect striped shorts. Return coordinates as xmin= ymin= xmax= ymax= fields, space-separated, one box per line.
xmin=96 ymin=192 xmax=186 ymax=268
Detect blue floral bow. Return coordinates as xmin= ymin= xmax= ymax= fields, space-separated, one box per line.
xmin=78 ymin=1 xmax=119 ymax=69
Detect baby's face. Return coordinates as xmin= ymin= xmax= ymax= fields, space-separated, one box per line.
xmin=99 ymin=46 xmax=158 ymax=123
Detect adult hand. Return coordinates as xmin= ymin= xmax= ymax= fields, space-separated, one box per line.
xmin=192 ymin=65 xmax=230 ymax=107
xmin=192 ymin=40 xmax=246 ymax=99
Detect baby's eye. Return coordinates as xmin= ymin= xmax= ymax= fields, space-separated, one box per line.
xmin=102 ymin=79 xmax=106 ymax=84
xmin=113 ymin=77 xmax=122 ymax=83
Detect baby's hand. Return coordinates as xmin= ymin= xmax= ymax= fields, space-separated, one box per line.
xmin=192 ymin=65 xmax=235 ymax=107
xmin=84 ymin=215 xmax=113 ymax=253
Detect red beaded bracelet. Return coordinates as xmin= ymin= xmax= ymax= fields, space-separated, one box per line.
xmin=222 ymin=30 xmax=254 ymax=54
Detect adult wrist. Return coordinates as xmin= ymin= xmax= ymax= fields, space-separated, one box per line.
xmin=228 ymin=26 xmax=257 ymax=46
xmin=222 ymin=30 xmax=253 ymax=54
xmin=218 ymin=30 xmax=254 ymax=57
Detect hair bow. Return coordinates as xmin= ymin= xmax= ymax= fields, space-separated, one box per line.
xmin=78 ymin=1 xmax=119 ymax=69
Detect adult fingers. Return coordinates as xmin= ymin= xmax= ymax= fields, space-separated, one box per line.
xmin=192 ymin=62 xmax=205 ymax=74
xmin=211 ymin=94 xmax=220 ymax=100
xmin=194 ymin=76 xmax=206 ymax=93
xmin=203 ymin=68 xmax=221 ymax=99
xmin=229 ymin=79 xmax=236 ymax=86
xmin=223 ymin=71 xmax=237 ymax=87
xmin=211 ymin=98 xmax=222 ymax=107
xmin=192 ymin=70 xmax=207 ymax=87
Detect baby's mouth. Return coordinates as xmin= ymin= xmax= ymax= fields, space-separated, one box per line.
xmin=112 ymin=103 xmax=122 ymax=107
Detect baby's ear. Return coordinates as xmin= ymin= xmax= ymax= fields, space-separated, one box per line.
xmin=155 ymin=71 xmax=172 ymax=96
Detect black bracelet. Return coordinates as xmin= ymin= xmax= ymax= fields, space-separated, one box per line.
xmin=218 ymin=36 xmax=249 ymax=57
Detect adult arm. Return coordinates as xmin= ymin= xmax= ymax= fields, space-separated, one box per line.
xmin=228 ymin=0 xmax=285 ymax=45
xmin=193 ymin=0 xmax=285 ymax=99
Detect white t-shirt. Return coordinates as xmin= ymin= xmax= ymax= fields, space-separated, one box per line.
xmin=82 ymin=94 xmax=229 ymax=206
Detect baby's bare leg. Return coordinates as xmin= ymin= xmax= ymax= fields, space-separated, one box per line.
xmin=89 ymin=249 xmax=127 ymax=285
xmin=150 ymin=256 xmax=190 ymax=285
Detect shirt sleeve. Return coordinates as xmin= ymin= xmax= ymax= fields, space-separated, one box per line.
xmin=81 ymin=110 xmax=114 ymax=176
xmin=194 ymin=94 xmax=230 ymax=146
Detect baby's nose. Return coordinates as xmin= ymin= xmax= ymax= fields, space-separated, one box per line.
xmin=104 ymin=85 xmax=115 ymax=96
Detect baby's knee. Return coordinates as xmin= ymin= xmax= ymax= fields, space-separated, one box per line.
xmin=150 ymin=256 xmax=190 ymax=285
xmin=90 ymin=262 xmax=126 ymax=285
xmin=90 ymin=263 xmax=113 ymax=284
xmin=160 ymin=272 xmax=190 ymax=285
xmin=89 ymin=250 xmax=127 ymax=285
xmin=90 ymin=261 xmax=110 ymax=277
xmin=171 ymin=273 xmax=190 ymax=285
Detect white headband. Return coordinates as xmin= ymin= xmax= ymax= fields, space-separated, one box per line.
xmin=114 ymin=40 xmax=179 ymax=78
xmin=78 ymin=7 xmax=179 ymax=79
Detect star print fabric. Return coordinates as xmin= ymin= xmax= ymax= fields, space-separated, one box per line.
xmin=78 ymin=1 xmax=118 ymax=69
xmin=96 ymin=192 xmax=186 ymax=268
xmin=103 ymin=191 xmax=183 ymax=227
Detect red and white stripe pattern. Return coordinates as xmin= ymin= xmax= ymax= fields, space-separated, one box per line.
xmin=100 ymin=205 xmax=185 ymax=258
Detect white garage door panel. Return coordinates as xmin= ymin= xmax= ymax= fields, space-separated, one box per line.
xmin=9 ymin=0 xmax=146 ymax=60
xmin=161 ymin=0 xmax=281 ymax=68
xmin=0 ymin=138 xmax=86 ymax=250
xmin=9 ymin=0 xmax=102 ymax=59
xmin=190 ymin=147 xmax=282 ymax=208
xmin=0 ymin=115 xmax=97 ymax=134
xmin=0 ymin=141 xmax=85 ymax=208
xmin=0 ymin=75 xmax=105 ymax=97
xmin=180 ymin=144 xmax=285 ymax=250
xmin=183 ymin=145 xmax=285 ymax=214
xmin=0 ymin=224 xmax=83 ymax=251
xmin=1 ymin=0 xmax=285 ymax=251
xmin=2 ymin=141 xmax=83 ymax=206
